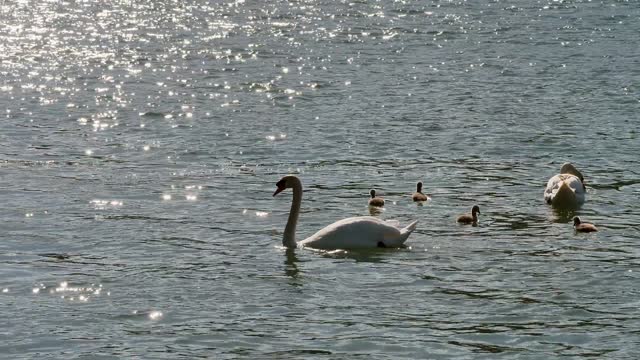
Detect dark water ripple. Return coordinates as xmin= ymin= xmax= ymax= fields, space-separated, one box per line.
xmin=2 ymin=0 xmax=640 ymax=358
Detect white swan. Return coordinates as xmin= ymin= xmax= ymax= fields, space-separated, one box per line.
xmin=544 ymin=163 xmax=586 ymax=208
xmin=273 ymin=175 xmax=418 ymax=250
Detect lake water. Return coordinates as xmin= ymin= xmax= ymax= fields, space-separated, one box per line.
xmin=1 ymin=0 xmax=639 ymax=358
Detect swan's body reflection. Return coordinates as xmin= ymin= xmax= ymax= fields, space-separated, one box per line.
xmin=550 ymin=207 xmax=577 ymax=223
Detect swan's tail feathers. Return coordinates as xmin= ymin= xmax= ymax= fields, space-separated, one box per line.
xmin=551 ymin=181 xmax=578 ymax=209
xmin=402 ymin=220 xmax=418 ymax=234
xmin=383 ymin=220 xmax=418 ymax=247
xmin=398 ymin=220 xmax=418 ymax=242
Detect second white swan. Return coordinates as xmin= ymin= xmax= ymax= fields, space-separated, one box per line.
xmin=273 ymin=176 xmax=418 ymax=250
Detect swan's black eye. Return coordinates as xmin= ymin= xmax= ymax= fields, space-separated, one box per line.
xmin=276 ymin=179 xmax=285 ymax=188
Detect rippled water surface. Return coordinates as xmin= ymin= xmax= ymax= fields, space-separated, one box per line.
xmin=2 ymin=0 xmax=640 ymax=358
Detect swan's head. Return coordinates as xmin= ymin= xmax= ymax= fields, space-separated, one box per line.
xmin=573 ymin=217 xmax=582 ymax=226
xmin=370 ymin=189 xmax=376 ymax=198
xmin=273 ymin=175 xmax=300 ymax=196
xmin=416 ymin=181 xmax=423 ymax=192
xmin=472 ymin=205 xmax=480 ymax=216
xmin=560 ymin=163 xmax=584 ymax=182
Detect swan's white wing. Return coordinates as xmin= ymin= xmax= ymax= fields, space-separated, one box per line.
xmin=383 ymin=219 xmax=401 ymax=228
xmin=544 ymin=174 xmax=585 ymax=207
xmin=299 ymin=216 xmax=416 ymax=250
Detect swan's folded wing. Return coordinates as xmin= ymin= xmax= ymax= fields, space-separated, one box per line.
xmin=383 ymin=219 xmax=401 ymax=228
xmin=545 ymin=174 xmax=585 ymax=207
xmin=300 ymin=216 xmax=419 ymax=249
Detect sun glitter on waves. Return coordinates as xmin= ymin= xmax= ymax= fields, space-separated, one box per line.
xmin=149 ymin=311 xmax=163 ymax=320
xmin=91 ymin=199 xmax=124 ymax=210
xmin=29 ymin=281 xmax=108 ymax=303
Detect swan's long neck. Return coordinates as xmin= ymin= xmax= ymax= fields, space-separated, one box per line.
xmin=283 ymin=179 xmax=302 ymax=248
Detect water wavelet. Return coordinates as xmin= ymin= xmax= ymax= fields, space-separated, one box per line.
xmin=117 ymin=310 xmax=164 ymax=321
